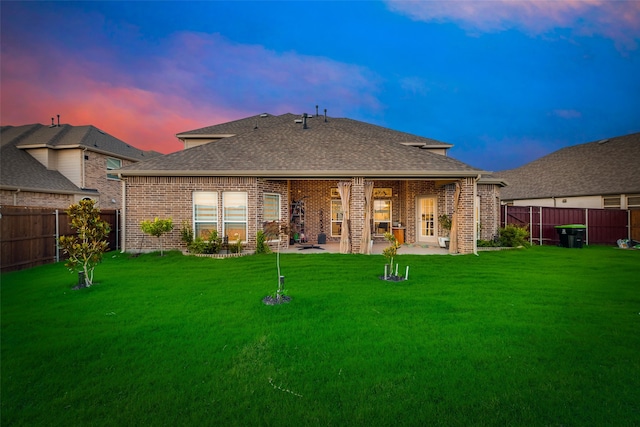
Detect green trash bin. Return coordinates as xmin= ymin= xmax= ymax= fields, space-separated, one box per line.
xmin=555 ymin=224 xmax=586 ymax=248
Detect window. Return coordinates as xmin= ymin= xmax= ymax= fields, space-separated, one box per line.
xmin=603 ymin=196 xmax=621 ymax=209
xmin=263 ymin=193 xmax=281 ymax=222
xmin=374 ymin=199 xmax=392 ymax=235
xmin=628 ymin=195 xmax=640 ymax=208
xmin=106 ymin=157 xmax=122 ymax=180
xmin=193 ymin=192 xmax=218 ymax=238
xmin=224 ymin=192 xmax=247 ymax=241
xmin=331 ymin=199 xmax=343 ymax=237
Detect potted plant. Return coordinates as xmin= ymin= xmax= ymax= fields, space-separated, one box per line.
xmin=438 ymin=214 xmax=452 ymax=249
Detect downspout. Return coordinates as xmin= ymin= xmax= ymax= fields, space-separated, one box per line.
xmin=82 ymin=148 xmax=87 ymax=189
xmin=473 ymin=175 xmax=478 ymax=256
xmin=13 ymin=189 xmax=20 ymax=205
xmin=120 ymin=178 xmax=126 ymax=253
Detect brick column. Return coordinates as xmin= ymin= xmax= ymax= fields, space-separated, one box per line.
xmin=455 ymin=177 xmax=476 ymax=254
xmin=350 ymin=177 xmax=365 ymax=253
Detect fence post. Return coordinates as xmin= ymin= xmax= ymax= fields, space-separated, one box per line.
xmin=539 ymin=206 xmax=543 ymax=246
xmin=504 ymin=204 xmax=508 ymax=227
xmin=585 ymin=208 xmax=589 ymax=245
xmin=529 ymin=206 xmax=533 ymax=246
xmin=55 ymin=209 xmax=60 ymax=263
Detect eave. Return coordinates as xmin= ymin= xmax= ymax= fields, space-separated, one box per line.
xmin=118 ymin=169 xmax=489 ymax=179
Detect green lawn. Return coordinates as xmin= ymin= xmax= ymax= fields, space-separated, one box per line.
xmin=2 ymin=246 xmax=639 ymax=426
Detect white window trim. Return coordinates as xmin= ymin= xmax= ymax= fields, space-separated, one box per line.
xmin=330 ymin=199 xmax=343 ymax=238
xmin=193 ymin=191 xmax=218 ymax=238
xmin=223 ymin=191 xmax=248 ymax=242
xmin=263 ymin=193 xmax=281 ymax=242
xmin=106 ymin=157 xmax=122 ymax=180
xmin=373 ymin=199 xmax=392 ymax=236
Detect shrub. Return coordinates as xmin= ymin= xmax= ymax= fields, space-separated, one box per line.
xmin=255 ymin=230 xmax=271 ymax=254
xmin=140 ymin=217 xmax=174 ymax=256
xmin=498 ymin=224 xmax=531 ymax=247
xmin=188 ymin=230 xmax=221 ymax=254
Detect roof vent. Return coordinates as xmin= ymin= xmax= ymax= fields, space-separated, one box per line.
xmin=302 ymin=113 xmax=308 ymax=129
xmin=597 ymin=138 xmax=609 ymax=144
xmin=260 ymin=113 xmax=268 ymax=118
xmin=294 ymin=119 xmax=303 ymax=124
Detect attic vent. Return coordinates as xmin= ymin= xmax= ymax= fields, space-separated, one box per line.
xmin=598 ymin=138 xmax=609 ymax=144
xmin=294 ymin=119 xmax=303 ymax=124
xmin=260 ymin=113 xmax=268 ymax=118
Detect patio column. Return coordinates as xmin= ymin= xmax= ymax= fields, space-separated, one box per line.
xmin=359 ymin=180 xmax=374 ymax=254
xmin=337 ymin=181 xmax=352 ymax=253
xmin=455 ymin=177 xmax=476 ymax=254
xmin=350 ymin=178 xmax=365 ymax=254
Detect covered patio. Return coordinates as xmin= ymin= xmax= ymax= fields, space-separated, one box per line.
xmin=281 ymin=241 xmax=450 ymax=255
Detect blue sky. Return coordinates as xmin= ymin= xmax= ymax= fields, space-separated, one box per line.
xmin=2 ymin=0 xmax=639 ymax=171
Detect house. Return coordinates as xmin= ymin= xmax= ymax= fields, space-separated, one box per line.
xmin=497 ymin=132 xmax=640 ymax=210
xmin=118 ymin=112 xmax=506 ymax=255
xmin=1 ymin=121 xmax=159 ymax=209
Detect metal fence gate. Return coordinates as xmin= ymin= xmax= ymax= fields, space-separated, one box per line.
xmin=501 ymin=205 xmax=631 ymax=246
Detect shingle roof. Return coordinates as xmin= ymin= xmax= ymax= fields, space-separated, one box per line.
xmin=496 ymin=132 xmax=640 ymax=200
xmin=11 ymin=124 xmax=160 ymax=161
xmin=122 ymin=113 xmax=481 ymax=178
xmin=1 ymin=123 xmax=159 ymax=194
xmin=1 ymin=125 xmax=89 ymax=193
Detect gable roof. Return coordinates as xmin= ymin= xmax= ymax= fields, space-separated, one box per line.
xmin=121 ymin=113 xmax=482 ymax=179
xmin=8 ymin=123 xmax=160 ymax=161
xmin=497 ymin=132 xmax=640 ymax=201
xmin=1 ymin=123 xmax=159 ymax=194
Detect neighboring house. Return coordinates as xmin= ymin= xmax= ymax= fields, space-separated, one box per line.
xmin=497 ymin=133 xmax=640 ymax=210
xmin=118 ymin=112 xmax=506 ymax=255
xmin=1 ymin=122 xmax=159 ymax=209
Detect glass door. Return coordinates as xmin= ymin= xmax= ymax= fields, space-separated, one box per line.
xmin=417 ymin=196 xmax=436 ymax=243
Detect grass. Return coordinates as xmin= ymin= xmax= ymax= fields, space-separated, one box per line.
xmin=2 ymin=246 xmax=639 ymax=426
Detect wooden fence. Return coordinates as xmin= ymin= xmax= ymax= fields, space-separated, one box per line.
xmin=501 ymin=205 xmax=638 ymax=246
xmin=0 ymin=206 xmax=120 ymax=273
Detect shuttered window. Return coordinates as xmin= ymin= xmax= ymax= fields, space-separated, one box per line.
xmin=627 ymin=195 xmax=640 ymax=208
xmin=603 ymin=196 xmax=621 ymax=209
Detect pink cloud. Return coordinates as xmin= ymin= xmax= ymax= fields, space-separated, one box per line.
xmin=385 ymin=0 xmax=640 ymax=51
xmin=1 ymin=26 xmax=382 ymax=154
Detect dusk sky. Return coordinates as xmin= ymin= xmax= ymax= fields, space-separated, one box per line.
xmin=1 ymin=1 xmax=639 ymax=171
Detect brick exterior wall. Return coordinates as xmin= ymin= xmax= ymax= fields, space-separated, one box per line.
xmin=1 ymin=151 xmax=135 ymax=210
xmin=84 ymin=152 xmax=135 ymax=210
xmin=123 ymin=176 xmax=500 ymax=254
xmin=0 ymin=189 xmax=75 ymax=208
xmin=478 ymin=183 xmax=501 ymax=241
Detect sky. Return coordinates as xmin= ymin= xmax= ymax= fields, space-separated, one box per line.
xmin=1 ymin=1 xmax=639 ymax=171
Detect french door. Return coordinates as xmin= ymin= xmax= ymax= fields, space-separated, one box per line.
xmin=417 ymin=196 xmax=437 ymax=243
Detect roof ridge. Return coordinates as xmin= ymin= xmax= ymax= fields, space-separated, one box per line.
xmin=0 ymin=123 xmax=42 ymax=147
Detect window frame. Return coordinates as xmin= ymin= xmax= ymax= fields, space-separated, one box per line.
xmin=223 ymin=191 xmax=248 ymax=242
xmin=330 ymin=199 xmax=343 ymax=237
xmin=263 ymin=193 xmax=281 ymax=241
xmin=373 ymin=199 xmax=392 ymax=236
xmin=106 ymin=157 xmax=122 ymax=180
xmin=193 ymin=191 xmax=218 ymax=239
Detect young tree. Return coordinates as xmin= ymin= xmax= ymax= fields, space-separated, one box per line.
xmin=58 ymin=199 xmax=111 ymax=288
xmin=263 ymin=221 xmax=289 ymax=303
xmin=140 ymin=217 xmax=174 ymax=256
